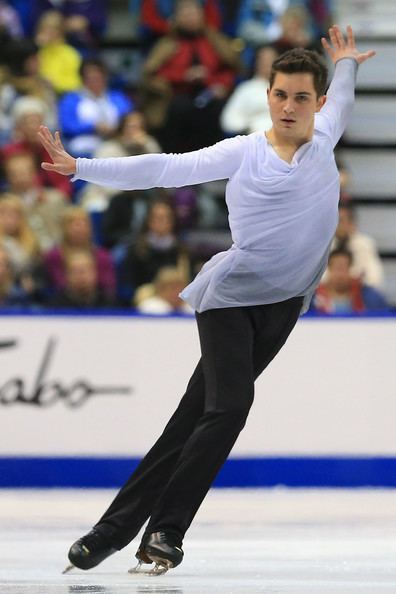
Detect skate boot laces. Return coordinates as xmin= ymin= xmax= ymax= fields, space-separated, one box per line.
xmin=80 ymin=529 xmax=109 ymax=552
xmin=128 ymin=531 xmax=184 ymax=576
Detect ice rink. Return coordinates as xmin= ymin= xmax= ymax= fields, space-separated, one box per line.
xmin=2 ymin=488 xmax=396 ymax=593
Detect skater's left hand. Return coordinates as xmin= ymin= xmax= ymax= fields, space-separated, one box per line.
xmin=322 ymin=25 xmax=376 ymax=65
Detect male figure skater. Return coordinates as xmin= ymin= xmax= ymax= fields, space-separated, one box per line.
xmin=38 ymin=26 xmax=375 ymax=574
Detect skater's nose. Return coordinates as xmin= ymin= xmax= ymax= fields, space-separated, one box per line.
xmin=283 ymin=101 xmax=295 ymax=115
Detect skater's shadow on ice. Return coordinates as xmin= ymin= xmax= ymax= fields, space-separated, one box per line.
xmin=136 ymin=589 xmax=183 ymax=594
xmin=68 ymin=587 xmax=183 ymax=594
xmin=68 ymin=587 xmax=107 ymax=593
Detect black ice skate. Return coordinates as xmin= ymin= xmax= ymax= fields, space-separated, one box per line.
xmin=63 ymin=528 xmax=118 ymax=573
xmin=128 ymin=538 xmax=158 ymax=575
xmin=133 ymin=531 xmax=184 ymax=575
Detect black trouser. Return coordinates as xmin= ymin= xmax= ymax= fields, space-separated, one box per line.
xmin=95 ymin=297 xmax=303 ymax=548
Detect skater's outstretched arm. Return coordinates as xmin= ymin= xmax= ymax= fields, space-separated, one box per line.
xmin=316 ymin=25 xmax=375 ymax=146
xmin=38 ymin=126 xmax=248 ymax=190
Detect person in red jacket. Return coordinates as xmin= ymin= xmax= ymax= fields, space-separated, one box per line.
xmin=1 ymin=96 xmax=72 ymax=198
xmin=141 ymin=0 xmax=241 ymax=152
xmin=312 ymin=249 xmax=389 ymax=314
xmin=139 ymin=0 xmax=222 ymax=44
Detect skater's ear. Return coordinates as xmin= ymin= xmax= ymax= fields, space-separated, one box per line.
xmin=316 ymin=94 xmax=327 ymax=112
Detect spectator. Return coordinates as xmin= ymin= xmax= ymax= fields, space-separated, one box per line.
xmin=95 ymin=111 xmax=162 ymax=158
xmin=0 ymin=244 xmax=31 ymax=307
xmin=3 ymin=152 xmax=65 ymax=250
xmin=35 ymin=10 xmax=82 ymax=94
xmin=137 ymin=0 xmax=222 ymax=41
xmin=0 ymin=1 xmax=23 ymax=38
xmin=29 ymin=0 xmax=107 ymax=45
xmin=218 ymin=0 xmax=243 ymax=36
xmin=79 ymin=111 xmax=161 ymax=211
xmin=121 ymin=199 xmax=190 ymax=295
xmin=311 ymin=249 xmax=389 ymax=314
xmin=59 ymin=57 xmax=133 ymax=157
xmin=329 ymin=202 xmax=385 ymax=290
xmin=220 ymin=44 xmax=277 ymax=134
xmin=101 ymin=188 xmax=158 ymax=252
xmin=63 ymin=0 xmax=108 ymax=43
xmin=2 ymin=96 xmax=71 ymax=197
xmin=0 ymin=38 xmax=58 ymax=136
xmin=0 ymin=0 xmax=25 ymax=95
xmin=43 ymin=205 xmax=116 ymax=299
xmin=0 ymin=192 xmax=40 ymax=271
xmin=4 ymin=0 xmax=31 ymax=36
xmin=335 ymin=154 xmax=351 ymax=202
xmin=274 ymin=5 xmax=317 ymax=54
xmin=49 ymin=249 xmax=117 ymax=308
xmin=236 ymin=0 xmax=288 ymax=65
xmin=0 ymin=51 xmax=15 ymax=145
xmin=135 ymin=266 xmax=193 ymax=314
xmin=141 ymin=0 xmax=241 ymax=152
xmin=0 ymin=193 xmax=43 ymax=299
xmin=305 ymin=0 xmax=333 ymax=39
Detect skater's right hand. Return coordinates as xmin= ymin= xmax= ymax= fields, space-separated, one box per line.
xmin=38 ymin=125 xmax=77 ymax=176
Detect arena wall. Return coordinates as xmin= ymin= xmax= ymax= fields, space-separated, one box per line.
xmin=1 ymin=313 xmax=395 ymax=487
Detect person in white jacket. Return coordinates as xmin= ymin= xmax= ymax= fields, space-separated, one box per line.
xmin=331 ymin=202 xmax=385 ymax=289
xmin=38 ymin=26 xmax=375 ymax=575
xmin=220 ymin=45 xmax=278 ymax=134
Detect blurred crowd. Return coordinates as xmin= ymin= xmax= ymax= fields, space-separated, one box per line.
xmin=0 ymin=0 xmax=389 ymax=314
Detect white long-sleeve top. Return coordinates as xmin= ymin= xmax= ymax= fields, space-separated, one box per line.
xmin=73 ymin=59 xmax=358 ymax=313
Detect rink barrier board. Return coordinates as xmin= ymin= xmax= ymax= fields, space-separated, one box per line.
xmin=2 ymin=456 xmax=396 ymax=488
xmin=1 ymin=310 xmax=396 ymax=488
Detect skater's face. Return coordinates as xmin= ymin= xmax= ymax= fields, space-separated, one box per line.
xmin=267 ymin=72 xmax=326 ymax=142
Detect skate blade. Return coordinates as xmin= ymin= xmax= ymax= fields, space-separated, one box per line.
xmin=128 ymin=560 xmax=169 ymax=576
xmin=147 ymin=555 xmax=172 ymax=575
xmin=62 ymin=564 xmax=75 ymax=574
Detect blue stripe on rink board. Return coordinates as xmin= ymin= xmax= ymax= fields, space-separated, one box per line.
xmin=2 ymin=457 xmax=396 ymax=488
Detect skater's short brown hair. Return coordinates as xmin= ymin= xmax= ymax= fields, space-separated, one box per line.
xmin=269 ymin=48 xmax=328 ymax=98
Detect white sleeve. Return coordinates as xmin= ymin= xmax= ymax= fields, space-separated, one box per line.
xmin=314 ymin=58 xmax=358 ymax=147
xmin=73 ymin=135 xmax=248 ymax=190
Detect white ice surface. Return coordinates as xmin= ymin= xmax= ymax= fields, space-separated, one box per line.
xmin=1 ymin=488 xmax=396 ymax=593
